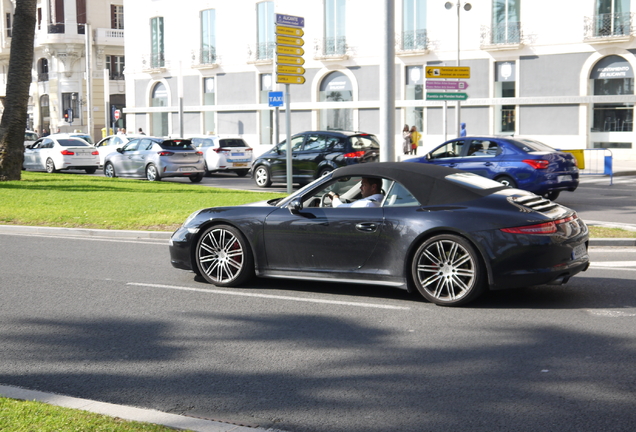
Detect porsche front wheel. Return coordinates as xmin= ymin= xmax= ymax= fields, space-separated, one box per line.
xmin=195 ymin=225 xmax=254 ymax=287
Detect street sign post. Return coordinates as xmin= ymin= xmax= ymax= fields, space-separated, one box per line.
xmin=275 ymin=13 xmax=305 ymax=28
xmin=425 ymin=66 xmax=471 ymax=79
xmin=276 ymin=25 xmax=304 ymax=37
xmin=426 ymin=92 xmax=468 ymax=101
xmin=426 ymin=80 xmax=470 ymax=90
xmin=276 ymin=45 xmax=305 ymax=56
xmin=268 ymin=91 xmax=284 ymax=107
xmin=277 ymin=65 xmax=306 ymax=75
xmin=277 ymin=75 xmax=306 ymax=85
xmin=276 ymin=55 xmax=305 ymax=66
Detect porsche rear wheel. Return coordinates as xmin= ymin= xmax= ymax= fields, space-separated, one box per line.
xmin=412 ymin=234 xmax=485 ymax=306
xmin=195 ymin=225 xmax=254 ymax=287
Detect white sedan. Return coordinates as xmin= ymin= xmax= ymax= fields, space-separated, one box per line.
xmin=190 ymin=135 xmax=253 ymax=177
xmin=94 ymin=134 xmax=145 ymax=166
xmin=23 ymin=136 xmax=100 ymax=173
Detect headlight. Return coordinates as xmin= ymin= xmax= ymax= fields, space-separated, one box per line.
xmin=183 ymin=209 xmax=203 ymax=228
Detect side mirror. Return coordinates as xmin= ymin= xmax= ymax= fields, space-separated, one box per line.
xmin=426 ymin=153 xmax=431 ymax=161
xmin=287 ymin=198 xmax=303 ymax=214
xmin=116 ymin=148 xmax=124 ymax=153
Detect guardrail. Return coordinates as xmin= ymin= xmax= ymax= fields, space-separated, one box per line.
xmin=579 ymin=148 xmax=613 ymax=185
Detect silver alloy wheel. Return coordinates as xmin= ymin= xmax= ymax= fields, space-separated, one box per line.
xmin=45 ymin=158 xmax=56 ymax=173
xmin=254 ymin=166 xmax=270 ymax=187
xmin=146 ymin=164 xmax=159 ymax=181
xmin=104 ymin=163 xmax=115 ymax=178
xmin=197 ymin=227 xmax=245 ymax=284
xmin=414 ymin=238 xmax=476 ymax=303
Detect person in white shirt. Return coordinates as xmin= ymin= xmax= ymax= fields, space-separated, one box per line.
xmin=328 ymin=177 xmax=384 ymax=208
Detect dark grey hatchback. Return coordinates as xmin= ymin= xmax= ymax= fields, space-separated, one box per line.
xmin=252 ymin=130 xmax=380 ymax=187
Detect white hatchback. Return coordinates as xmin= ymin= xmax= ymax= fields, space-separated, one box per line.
xmin=190 ymin=135 xmax=253 ymax=177
xmin=23 ymin=136 xmax=100 ymax=173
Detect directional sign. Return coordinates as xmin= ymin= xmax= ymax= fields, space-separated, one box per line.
xmin=276 ymin=14 xmax=305 ymax=28
xmin=425 ymin=66 xmax=471 ymax=79
xmin=277 ymin=55 xmax=305 ymax=66
xmin=426 ymin=92 xmax=468 ymax=101
xmin=276 ymin=45 xmax=305 ymax=56
xmin=276 ymin=25 xmax=304 ymax=37
xmin=277 ymin=74 xmax=306 ymax=85
xmin=268 ymin=91 xmax=284 ymax=107
xmin=276 ymin=35 xmax=304 ymax=47
xmin=426 ymin=80 xmax=470 ymax=90
xmin=277 ymin=65 xmax=305 ymax=75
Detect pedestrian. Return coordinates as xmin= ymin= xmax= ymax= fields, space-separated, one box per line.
xmin=409 ymin=125 xmax=421 ymax=155
xmin=117 ymin=128 xmax=126 ymax=135
xmin=460 ymin=122 xmax=467 ymax=137
xmin=402 ymin=124 xmax=411 ymax=155
xmin=41 ymin=128 xmax=49 ymax=137
xmin=138 ymin=127 xmax=146 ymax=135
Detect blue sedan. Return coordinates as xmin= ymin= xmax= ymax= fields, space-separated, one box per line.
xmin=405 ymin=136 xmax=579 ymax=200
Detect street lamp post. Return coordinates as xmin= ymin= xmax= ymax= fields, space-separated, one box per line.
xmin=445 ymin=1 xmax=471 ymax=138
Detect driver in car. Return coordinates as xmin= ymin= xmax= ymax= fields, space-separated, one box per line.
xmin=328 ymin=177 xmax=384 ymax=208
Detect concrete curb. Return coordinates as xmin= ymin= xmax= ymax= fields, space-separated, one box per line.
xmin=0 ymin=384 xmax=275 ymax=432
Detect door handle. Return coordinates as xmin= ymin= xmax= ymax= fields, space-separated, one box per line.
xmin=484 ymin=162 xmax=493 ymax=166
xmin=355 ymin=222 xmax=378 ymax=232
xmin=448 ymin=163 xmax=457 ymax=167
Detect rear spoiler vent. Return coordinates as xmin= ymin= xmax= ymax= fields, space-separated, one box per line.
xmin=507 ymin=195 xmax=560 ymax=213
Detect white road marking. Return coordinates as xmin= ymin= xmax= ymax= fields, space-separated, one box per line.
xmin=586 ymin=309 xmax=636 ymax=317
xmin=0 ymin=232 xmax=167 ymax=245
xmin=590 ymin=261 xmax=636 ymax=267
xmin=128 ymin=282 xmax=411 ymax=310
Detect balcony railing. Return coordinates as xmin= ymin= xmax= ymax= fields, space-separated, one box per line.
xmin=314 ymin=36 xmax=348 ymax=59
xmin=192 ymin=47 xmax=219 ymax=68
xmin=109 ymin=73 xmax=124 ymax=80
xmin=481 ymin=22 xmax=522 ymax=48
xmin=141 ymin=53 xmax=167 ymax=70
xmin=396 ymin=29 xmax=428 ymax=53
xmin=48 ymin=23 xmax=65 ymax=34
xmin=247 ymin=42 xmax=275 ymax=63
xmin=584 ymin=12 xmax=634 ymax=40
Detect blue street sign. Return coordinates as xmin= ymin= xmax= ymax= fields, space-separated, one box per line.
xmin=276 ymin=13 xmax=304 ymax=28
xmin=269 ymin=91 xmax=284 ymax=107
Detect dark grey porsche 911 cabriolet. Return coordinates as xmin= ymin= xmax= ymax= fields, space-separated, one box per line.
xmin=169 ymin=162 xmax=590 ymax=306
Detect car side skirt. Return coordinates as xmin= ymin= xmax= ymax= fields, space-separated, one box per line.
xmin=258 ymin=270 xmax=408 ymax=289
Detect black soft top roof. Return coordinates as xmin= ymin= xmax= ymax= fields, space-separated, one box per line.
xmin=333 ymin=162 xmax=507 ymax=206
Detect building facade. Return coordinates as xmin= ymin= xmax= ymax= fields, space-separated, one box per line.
xmin=0 ymin=0 xmax=125 ymax=137
xmin=120 ymin=1 xmax=636 ymax=159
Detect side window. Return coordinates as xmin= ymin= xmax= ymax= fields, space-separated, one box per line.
xmin=139 ymin=139 xmax=154 ymax=150
xmin=303 ymin=135 xmax=328 ymax=152
xmin=43 ymin=139 xmax=53 ymax=148
xmin=328 ymin=137 xmax=346 ymax=151
xmin=467 ymin=140 xmax=499 ymax=157
xmin=278 ymin=135 xmax=305 ymax=153
xmin=123 ymin=140 xmax=140 ymax=151
xmin=429 ymin=141 xmax=464 ymax=159
xmin=384 ymin=181 xmax=420 ymax=207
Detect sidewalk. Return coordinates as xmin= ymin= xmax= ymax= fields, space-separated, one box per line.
xmin=0 ymin=384 xmax=277 ymax=432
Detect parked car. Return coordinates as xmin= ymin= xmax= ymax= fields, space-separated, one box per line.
xmin=189 ymin=135 xmax=253 ymax=177
xmin=24 ymin=130 xmax=39 ymax=147
xmin=169 ymin=162 xmax=590 ymax=307
xmin=95 ymin=134 xmax=145 ymax=166
xmin=23 ymin=136 xmax=99 ymax=173
xmin=405 ymin=136 xmax=579 ymax=200
xmin=49 ymin=132 xmax=95 ymax=145
xmin=103 ymin=137 xmax=205 ymax=182
xmin=251 ymin=130 xmax=380 ymax=187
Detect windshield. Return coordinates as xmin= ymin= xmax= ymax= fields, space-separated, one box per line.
xmin=25 ymin=132 xmax=39 ymax=141
xmin=160 ymin=140 xmax=194 ymax=150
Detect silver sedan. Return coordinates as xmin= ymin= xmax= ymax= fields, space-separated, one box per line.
xmin=103 ymin=137 xmax=205 ymax=182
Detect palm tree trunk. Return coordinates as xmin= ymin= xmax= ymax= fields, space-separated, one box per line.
xmin=0 ymin=0 xmax=37 ymax=181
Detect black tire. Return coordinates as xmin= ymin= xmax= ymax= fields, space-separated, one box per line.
xmin=496 ymin=175 xmax=517 ymax=188
xmin=544 ymin=191 xmax=560 ymax=201
xmin=104 ymin=162 xmax=117 ymax=178
xmin=253 ymin=165 xmax=272 ymax=187
xmin=411 ymin=234 xmax=486 ymax=306
xmin=235 ymin=169 xmax=249 ymax=177
xmin=195 ymin=224 xmax=254 ymax=287
xmin=85 ymin=167 xmax=97 ymax=174
xmin=189 ymin=173 xmax=204 ymax=183
xmin=146 ymin=164 xmax=161 ymax=181
xmin=45 ymin=158 xmax=58 ymax=173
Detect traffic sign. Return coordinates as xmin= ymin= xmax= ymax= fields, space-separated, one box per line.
xmin=268 ymin=91 xmax=284 ymax=107
xmin=276 ymin=25 xmax=304 ymax=37
xmin=277 ymin=74 xmax=306 ymax=85
xmin=277 ymin=55 xmax=305 ymax=66
xmin=114 ymin=109 xmax=120 ymax=120
xmin=277 ymin=65 xmax=305 ymax=75
xmin=426 ymin=92 xmax=468 ymax=101
xmin=276 ymin=14 xmax=304 ymax=28
xmin=425 ymin=66 xmax=471 ymax=79
xmin=276 ymin=35 xmax=304 ymax=47
xmin=426 ymin=80 xmax=470 ymax=90
xmin=276 ymin=45 xmax=305 ymax=56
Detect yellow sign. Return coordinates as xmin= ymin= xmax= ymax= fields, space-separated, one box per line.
xmin=276 ymin=35 xmax=304 ymax=47
xmin=425 ymin=66 xmax=471 ymax=79
xmin=277 ymin=55 xmax=305 ymax=66
xmin=277 ymin=74 xmax=306 ymax=85
xmin=276 ymin=45 xmax=305 ymax=56
xmin=277 ymin=65 xmax=305 ymax=75
xmin=276 ymin=25 xmax=304 ymax=37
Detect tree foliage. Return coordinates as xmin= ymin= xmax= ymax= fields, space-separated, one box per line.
xmin=0 ymin=0 xmax=37 ymax=181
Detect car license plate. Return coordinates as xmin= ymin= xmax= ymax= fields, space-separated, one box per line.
xmin=179 ymin=167 xmax=196 ymax=172
xmin=231 ymin=152 xmax=244 ymax=157
xmin=233 ymin=163 xmax=248 ymax=167
xmin=572 ymin=243 xmax=587 ymax=260
xmin=557 ymin=175 xmax=572 ymax=182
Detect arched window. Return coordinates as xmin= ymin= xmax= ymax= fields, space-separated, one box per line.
xmin=38 ymin=58 xmax=49 ymax=82
xmin=151 ymin=82 xmax=169 ymax=137
xmin=590 ymin=55 xmax=634 ymax=133
xmin=39 ymin=94 xmax=50 ymax=118
xmin=319 ymin=71 xmax=353 ymax=131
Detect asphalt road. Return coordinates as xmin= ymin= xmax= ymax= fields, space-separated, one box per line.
xmin=0 ymin=232 xmax=634 ymax=432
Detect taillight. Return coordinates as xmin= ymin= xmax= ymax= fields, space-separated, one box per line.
xmin=196 ymin=151 xmax=203 ymax=156
xmin=245 ymin=148 xmax=253 ymax=152
xmin=214 ymin=147 xmax=230 ymax=153
xmin=343 ymin=151 xmax=366 ymax=158
xmin=523 ymin=159 xmax=549 ymax=169
xmin=91 ymin=150 xmax=99 ymax=155
xmin=60 ymin=149 xmax=75 ymax=155
xmin=501 ymin=215 xmax=577 ymax=235
xmin=158 ymin=151 xmax=174 ymax=156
